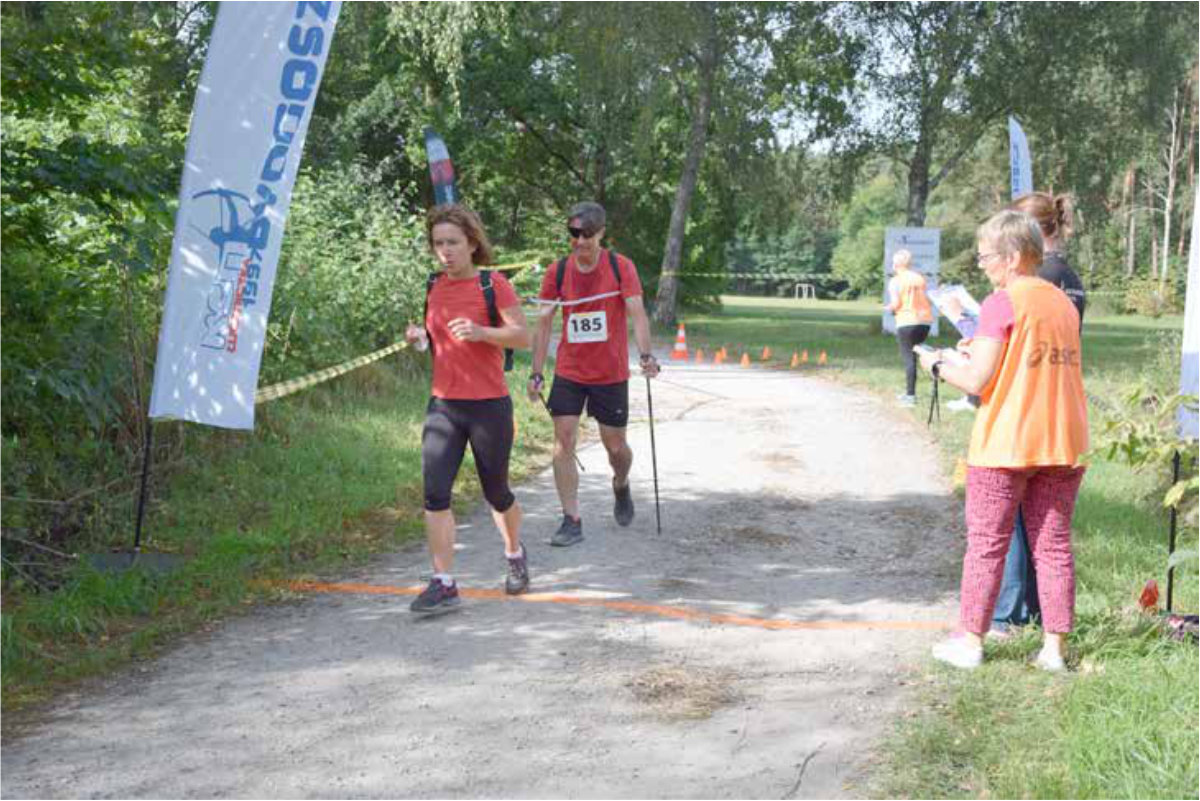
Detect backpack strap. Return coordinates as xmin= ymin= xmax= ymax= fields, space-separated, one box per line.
xmin=608 ymin=249 xmax=622 ymax=288
xmin=479 ymin=270 xmax=514 ymax=372
xmin=556 ymin=251 xmax=622 ymax=296
xmin=555 ymin=257 xmax=569 ymax=297
xmin=423 ymin=271 xmax=439 ymax=359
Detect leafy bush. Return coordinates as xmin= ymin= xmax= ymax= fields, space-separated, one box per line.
xmin=265 ymin=168 xmax=430 ymax=383
xmin=1123 ymin=279 xmax=1181 ymax=317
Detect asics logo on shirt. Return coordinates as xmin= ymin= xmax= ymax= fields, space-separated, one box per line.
xmin=1028 ymin=341 xmax=1079 ymax=369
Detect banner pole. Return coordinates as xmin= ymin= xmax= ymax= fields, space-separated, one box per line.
xmin=1166 ymin=449 xmax=1181 ymax=613
xmin=132 ymin=422 xmax=155 ymax=552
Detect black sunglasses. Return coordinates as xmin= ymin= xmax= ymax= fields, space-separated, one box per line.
xmin=567 ymin=225 xmax=596 ymax=240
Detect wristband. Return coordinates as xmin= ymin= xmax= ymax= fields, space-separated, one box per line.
xmin=932 ymin=360 xmax=944 ymax=379
xmin=530 ymin=372 xmax=544 ymax=383
xmin=639 ymin=353 xmax=654 ymax=363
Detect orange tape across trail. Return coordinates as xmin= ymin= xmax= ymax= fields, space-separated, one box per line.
xmin=268 ymin=580 xmax=951 ymax=632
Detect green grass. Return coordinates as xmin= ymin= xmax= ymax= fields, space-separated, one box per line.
xmin=1 ymin=350 xmax=555 ymax=710
xmin=680 ymin=295 xmax=1197 ymax=799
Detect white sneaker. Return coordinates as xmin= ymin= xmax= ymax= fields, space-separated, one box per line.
xmin=931 ymin=635 xmax=983 ymax=669
xmin=946 ymin=396 xmax=975 ymax=413
xmin=1034 ymin=648 xmax=1067 ymax=673
xmin=897 ymin=394 xmax=917 ymax=407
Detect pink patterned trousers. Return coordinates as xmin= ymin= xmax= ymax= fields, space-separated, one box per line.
xmin=961 ymin=465 xmax=1086 ymax=634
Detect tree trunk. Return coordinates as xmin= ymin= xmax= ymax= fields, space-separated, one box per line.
xmin=653 ymin=5 xmax=719 ymax=326
xmin=1160 ymin=88 xmax=1181 ymax=290
xmin=906 ymin=142 xmax=932 ymax=227
xmin=1124 ymin=167 xmax=1137 ymax=278
xmin=1146 ymin=180 xmax=1159 ymax=278
xmin=1178 ymin=69 xmax=1197 ymax=260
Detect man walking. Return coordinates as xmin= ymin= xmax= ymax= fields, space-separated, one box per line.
xmin=528 ymin=202 xmax=659 ymax=546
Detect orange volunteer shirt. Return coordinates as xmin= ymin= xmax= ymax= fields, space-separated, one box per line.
xmin=891 ymin=270 xmax=933 ymax=327
xmin=968 ymin=277 xmax=1088 ymax=468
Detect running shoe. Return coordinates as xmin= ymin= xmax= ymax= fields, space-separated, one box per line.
xmin=613 ymin=479 xmax=635 ymax=527
xmin=1034 ymin=648 xmax=1067 ymax=673
xmin=505 ymin=544 xmax=530 ymax=595
xmin=550 ymin=515 xmax=584 ymax=547
xmin=931 ymin=633 xmax=983 ymax=669
xmin=946 ymin=396 xmax=976 ymax=413
xmin=410 ymin=577 xmax=461 ymax=615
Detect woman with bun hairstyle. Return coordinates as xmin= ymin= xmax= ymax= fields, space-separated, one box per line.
xmin=917 ymin=210 xmax=1088 ymax=670
xmin=404 ymin=204 xmax=532 ymax=614
xmin=988 ymin=192 xmax=1088 ymax=636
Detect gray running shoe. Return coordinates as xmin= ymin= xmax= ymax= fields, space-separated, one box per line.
xmin=550 ymin=515 xmax=584 ymax=547
xmin=410 ymin=578 xmax=461 ymax=615
xmin=505 ymin=544 xmax=530 ymax=595
xmin=613 ymin=479 xmax=635 ymax=527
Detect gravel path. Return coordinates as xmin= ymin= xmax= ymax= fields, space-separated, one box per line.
xmin=2 ymin=361 xmax=963 ymax=799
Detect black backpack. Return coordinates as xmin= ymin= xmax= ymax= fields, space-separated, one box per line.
xmin=554 ymin=249 xmax=623 ymax=296
xmin=423 ymin=270 xmax=514 ymax=372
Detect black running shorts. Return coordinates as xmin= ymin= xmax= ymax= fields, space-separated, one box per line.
xmin=546 ymin=375 xmax=629 ymax=428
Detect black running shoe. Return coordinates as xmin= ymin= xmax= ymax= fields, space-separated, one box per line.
xmin=613 ymin=479 xmax=635 ymax=527
xmin=410 ymin=578 xmax=461 ymax=615
xmin=505 ymin=544 xmax=530 ymax=595
xmin=550 ymin=515 xmax=583 ymax=547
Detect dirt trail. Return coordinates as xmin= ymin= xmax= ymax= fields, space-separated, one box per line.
xmin=1 ymin=362 xmax=962 ymax=799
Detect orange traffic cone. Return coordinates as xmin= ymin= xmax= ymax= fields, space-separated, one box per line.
xmin=818 ymin=350 xmax=828 ymax=365
xmin=790 ymin=352 xmax=800 ymax=368
xmin=718 ymin=346 xmax=727 ymax=360
xmin=670 ymin=323 xmax=689 ymax=361
xmin=801 ymin=349 xmax=809 ymax=364
xmin=761 ymin=346 xmax=772 ymax=361
xmin=694 ymin=348 xmax=705 ymax=364
xmin=714 ymin=350 xmax=725 ymax=365
xmin=740 ymin=352 xmax=751 ymax=367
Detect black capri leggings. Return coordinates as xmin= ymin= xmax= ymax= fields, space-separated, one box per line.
xmin=422 ymin=396 xmax=516 ymax=513
xmin=896 ymin=324 xmax=931 ymax=396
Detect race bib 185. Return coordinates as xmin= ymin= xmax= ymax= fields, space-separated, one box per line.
xmin=566 ymin=310 xmax=608 ymax=344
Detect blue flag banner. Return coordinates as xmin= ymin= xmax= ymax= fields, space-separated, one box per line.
xmin=1008 ymin=116 xmax=1033 ymax=200
xmin=149 ymin=1 xmax=342 ymax=430
xmin=1179 ymin=198 xmax=1199 ymax=440
xmin=424 ymin=127 xmax=457 ymax=205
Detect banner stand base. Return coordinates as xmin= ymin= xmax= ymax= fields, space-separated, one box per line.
xmin=84 ymin=551 xmax=186 ymax=576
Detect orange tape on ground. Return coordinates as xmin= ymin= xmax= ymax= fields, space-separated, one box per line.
xmin=266 ymin=580 xmax=951 ymax=632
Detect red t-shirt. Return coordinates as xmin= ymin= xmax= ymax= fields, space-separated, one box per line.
xmin=539 ymin=250 xmax=643 ymax=385
xmin=426 ymin=271 xmax=519 ymax=400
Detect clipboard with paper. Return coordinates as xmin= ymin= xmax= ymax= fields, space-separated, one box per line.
xmin=927 ymin=284 xmax=982 ymax=338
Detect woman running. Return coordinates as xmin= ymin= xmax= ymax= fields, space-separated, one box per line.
xmin=405 ymin=204 xmax=532 ymax=614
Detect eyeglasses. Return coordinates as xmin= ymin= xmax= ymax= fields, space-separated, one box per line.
xmin=567 ymin=225 xmax=596 ymax=240
xmin=974 ymin=251 xmax=1008 ymax=267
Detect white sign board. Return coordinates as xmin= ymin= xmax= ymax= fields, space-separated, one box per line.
xmin=882 ymin=227 xmax=940 ymax=337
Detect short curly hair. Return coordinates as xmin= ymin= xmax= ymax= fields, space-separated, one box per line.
xmin=978 ymin=210 xmax=1043 ymax=273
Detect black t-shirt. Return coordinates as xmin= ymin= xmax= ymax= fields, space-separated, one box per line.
xmin=1038 ymin=252 xmax=1086 ymax=327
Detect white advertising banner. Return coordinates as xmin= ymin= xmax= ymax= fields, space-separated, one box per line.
xmin=149 ymin=1 xmax=341 ymax=430
xmin=1009 ymin=115 xmax=1033 ymax=200
xmin=1179 ymin=198 xmax=1199 ymax=440
xmin=882 ymin=227 xmax=940 ymax=337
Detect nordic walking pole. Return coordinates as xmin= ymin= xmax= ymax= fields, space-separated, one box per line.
xmin=538 ymin=391 xmax=585 ymax=472
xmin=645 ymin=375 xmax=662 ymax=535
